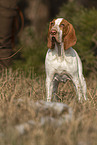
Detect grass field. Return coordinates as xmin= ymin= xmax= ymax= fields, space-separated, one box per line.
xmin=0 ymin=69 xmax=97 ymax=145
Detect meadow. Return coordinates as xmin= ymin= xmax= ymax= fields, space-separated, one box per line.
xmin=0 ymin=69 xmax=97 ymax=145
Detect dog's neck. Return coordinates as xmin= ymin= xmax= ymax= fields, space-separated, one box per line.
xmin=55 ymin=42 xmax=65 ymax=58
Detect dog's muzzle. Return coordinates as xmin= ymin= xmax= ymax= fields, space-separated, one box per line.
xmin=50 ymin=29 xmax=61 ymax=44
xmin=50 ymin=29 xmax=57 ymax=43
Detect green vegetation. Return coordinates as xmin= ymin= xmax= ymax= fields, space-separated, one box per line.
xmin=13 ymin=27 xmax=47 ymax=75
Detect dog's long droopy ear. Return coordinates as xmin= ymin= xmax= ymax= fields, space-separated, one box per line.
xmin=63 ymin=21 xmax=77 ymax=50
xmin=47 ymin=24 xmax=52 ymax=49
xmin=47 ymin=20 xmax=55 ymax=49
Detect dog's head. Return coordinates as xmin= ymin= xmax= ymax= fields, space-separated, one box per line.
xmin=47 ymin=18 xmax=77 ymax=50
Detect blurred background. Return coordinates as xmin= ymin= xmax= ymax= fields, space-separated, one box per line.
xmin=0 ymin=0 xmax=97 ymax=76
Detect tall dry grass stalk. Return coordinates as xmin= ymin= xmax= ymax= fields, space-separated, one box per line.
xmin=0 ymin=69 xmax=97 ymax=145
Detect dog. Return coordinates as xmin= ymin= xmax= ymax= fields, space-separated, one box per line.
xmin=45 ymin=18 xmax=87 ymax=102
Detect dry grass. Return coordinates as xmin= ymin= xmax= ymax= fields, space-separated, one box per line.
xmin=0 ymin=69 xmax=97 ymax=145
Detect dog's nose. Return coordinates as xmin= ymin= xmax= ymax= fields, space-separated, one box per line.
xmin=50 ymin=30 xmax=57 ymax=35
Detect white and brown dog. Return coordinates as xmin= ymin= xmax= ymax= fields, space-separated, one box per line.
xmin=45 ymin=18 xmax=87 ymax=102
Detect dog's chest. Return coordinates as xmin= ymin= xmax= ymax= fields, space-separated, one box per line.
xmin=46 ymin=53 xmax=65 ymax=72
xmin=45 ymin=48 xmax=77 ymax=75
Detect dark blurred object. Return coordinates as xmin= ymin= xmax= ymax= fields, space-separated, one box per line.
xmin=0 ymin=0 xmax=18 ymax=68
xmin=49 ymin=0 xmax=68 ymax=18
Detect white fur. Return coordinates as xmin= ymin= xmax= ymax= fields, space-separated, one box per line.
xmin=55 ymin=18 xmax=63 ymax=25
xmin=45 ymin=18 xmax=87 ymax=102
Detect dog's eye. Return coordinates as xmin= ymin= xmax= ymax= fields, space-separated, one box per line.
xmin=60 ymin=24 xmax=65 ymax=27
xmin=51 ymin=22 xmax=54 ymax=26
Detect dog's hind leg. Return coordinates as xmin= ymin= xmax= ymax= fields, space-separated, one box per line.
xmin=52 ymin=80 xmax=60 ymax=102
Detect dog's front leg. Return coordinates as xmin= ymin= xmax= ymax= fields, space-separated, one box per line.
xmin=72 ymin=75 xmax=87 ymax=102
xmin=46 ymin=76 xmax=53 ymax=102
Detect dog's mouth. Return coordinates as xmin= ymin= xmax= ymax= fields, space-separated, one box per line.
xmin=51 ymin=36 xmax=61 ymax=45
xmin=51 ymin=36 xmax=56 ymax=47
xmin=52 ymin=36 xmax=56 ymax=42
